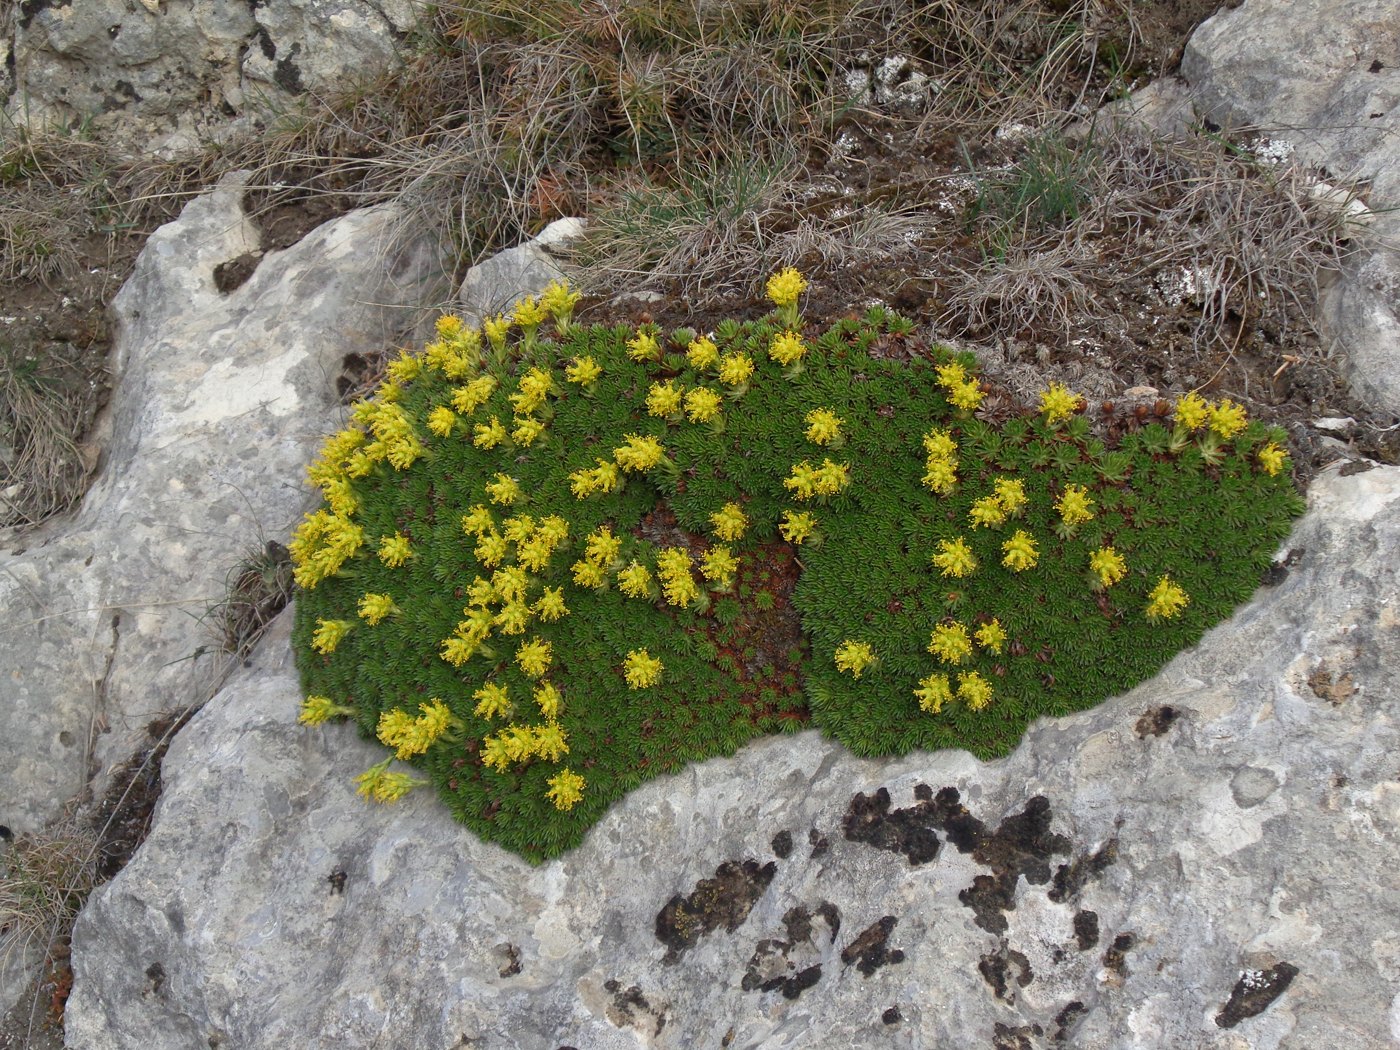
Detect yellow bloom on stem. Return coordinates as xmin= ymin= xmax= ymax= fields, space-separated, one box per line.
xmin=357 ymin=593 xmax=398 ymax=625
xmin=1001 ymin=530 xmax=1039 ymax=572
xmin=914 ymin=673 xmax=953 ymax=714
xmin=473 ymin=416 xmax=507 ymax=449
xmin=569 ymin=458 xmax=622 ymax=499
xmin=483 ymin=314 xmax=510 ymax=353
xmin=452 ymin=375 xmax=497 ymax=415
xmin=957 ymin=671 xmax=993 ymax=711
xmin=948 ymin=381 xmax=983 ymax=412
xmin=546 ymin=768 xmax=586 ymax=811
xmin=512 ymin=416 xmax=546 ymax=447
xmin=354 ymin=758 xmax=425 ymax=803
xmin=540 ymin=279 xmax=581 ymax=333
xmin=684 ymin=387 xmax=723 ymax=423
xmin=834 ymin=639 xmax=876 ymax=678
xmin=485 ymin=473 xmax=522 ymax=506
xmin=804 ymin=408 xmax=844 ymax=446
xmin=1258 ymin=442 xmax=1289 ymax=476
xmin=813 ymin=459 xmax=850 ymax=497
xmin=516 ymin=638 xmax=552 ymax=678
xmin=922 ymin=458 xmax=958 ymax=495
xmin=969 ymin=496 xmax=1007 ymax=529
xmin=386 ymin=350 xmax=422 ymax=384
xmin=461 ymin=505 xmax=494 ymax=537
xmin=298 ymin=694 xmax=353 ymax=726
xmin=1056 ymin=484 xmax=1095 ymax=527
xmin=769 ymin=331 xmax=807 ymax=368
xmin=1040 ymin=383 xmax=1082 ymax=424
xmin=509 ymin=366 xmax=553 ymax=415
xmin=384 ymin=434 xmax=423 ymax=471
xmin=472 ymin=682 xmax=512 ymax=720
xmin=493 ymin=601 xmax=532 ymax=636
xmin=656 ymin=548 xmax=702 ymax=607
xmin=1089 ymin=546 xmax=1127 ymax=588
xmin=378 ymin=533 xmax=412 ymax=567
xmin=710 ymin=502 xmax=748 ymax=541
xmin=617 ymin=561 xmax=655 ymax=599
xmin=511 ymin=295 xmax=546 ymax=331
xmin=717 ymin=353 xmax=754 ymax=388
xmin=933 ymin=537 xmax=977 ymax=578
xmin=571 ymin=558 xmax=608 ymax=590
xmin=534 ymin=587 xmax=569 ymax=622
xmin=1145 ymin=575 xmax=1189 ymax=621
xmin=1207 ymin=398 xmax=1248 ymax=439
xmin=687 ymin=336 xmax=719 ymax=371
xmin=766 ymin=267 xmax=808 ymax=309
xmin=475 ymin=530 xmax=508 ymax=568
xmin=975 ymin=619 xmax=1006 ymax=654
xmin=647 ymin=380 xmax=684 ymax=418
xmin=531 ymin=720 xmax=569 ymax=763
xmin=375 ymin=708 xmax=415 ymax=754
xmin=992 ymin=477 xmax=1027 ymax=516
xmin=614 ymin=434 xmax=667 ymax=473
xmin=566 ymin=355 xmax=602 ymax=385
xmin=936 ymin=362 xmax=967 ymax=388
xmin=466 ymin=575 xmax=496 ymax=606
xmin=923 ymin=429 xmax=958 ymax=459
xmin=700 ymin=546 xmax=739 ymax=588
xmin=624 ymin=649 xmax=664 ymax=688
xmin=435 ymin=314 xmax=464 ymax=339
xmin=779 ymin=510 xmax=817 ymax=545
xmin=927 ymin=621 xmax=972 ymax=665
xmin=534 ymin=682 xmax=562 ymax=720
xmin=585 ymin=526 xmax=622 ymax=567
xmin=1174 ymin=391 xmax=1209 ymax=432
xmin=427 ymin=406 xmax=457 ymax=437
xmin=627 ymin=330 xmax=660 ymax=362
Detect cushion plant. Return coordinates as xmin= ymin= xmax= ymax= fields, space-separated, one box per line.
xmin=292 ymin=270 xmax=1303 ymax=862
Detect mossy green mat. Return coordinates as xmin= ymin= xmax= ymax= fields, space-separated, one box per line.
xmin=293 ymin=277 xmax=1302 ymax=861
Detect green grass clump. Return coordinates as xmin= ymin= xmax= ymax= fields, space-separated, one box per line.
xmin=292 ymin=273 xmax=1303 ymax=861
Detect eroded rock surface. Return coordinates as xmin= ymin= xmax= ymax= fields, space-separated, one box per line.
xmin=64 ymin=466 xmax=1400 ymax=1049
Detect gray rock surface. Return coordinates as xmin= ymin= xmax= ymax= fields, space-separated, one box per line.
xmin=64 ymin=464 xmax=1400 ymax=1049
xmin=6 ymin=1 xmax=415 ymax=155
xmin=0 ymin=174 xmax=445 ymax=844
xmin=456 ymin=217 xmax=587 ymax=326
xmin=1181 ymin=0 xmax=1400 ymax=415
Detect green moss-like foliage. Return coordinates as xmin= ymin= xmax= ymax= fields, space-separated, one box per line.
xmin=292 ymin=284 xmax=1304 ymax=862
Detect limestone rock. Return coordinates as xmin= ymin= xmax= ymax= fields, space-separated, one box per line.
xmin=64 ymin=466 xmax=1400 ymax=1049
xmin=1181 ymin=0 xmax=1400 ymax=415
xmin=5 ymin=1 xmax=414 ymax=155
xmin=0 ymin=174 xmax=446 ymax=844
xmin=456 ymin=218 xmax=587 ymax=326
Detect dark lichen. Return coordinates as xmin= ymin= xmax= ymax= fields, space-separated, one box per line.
xmin=655 ymin=859 xmax=776 ymax=963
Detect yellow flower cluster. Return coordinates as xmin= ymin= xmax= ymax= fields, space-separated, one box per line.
xmin=1258 ymin=442 xmax=1289 ymax=476
xmin=377 ymin=699 xmax=454 ymax=760
xmin=298 ymin=694 xmax=354 ymax=726
xmin=485 ymin=473 xmax=523 ymax=506
xmin=700 ymin=546 xmax=739 ymax=589
xmin=573 ymin=525 xmax=622 ymax=590
xmin=624 ymin=648 xmax=664 ymax=688
xmin=921 ymin=428 xmax=958 ymax=495
xmin=769 ymin=331 xmax=807 ymax=368
xmin=783 ymin=459 xmax=850 ymax=501
xmin=569 ymin=457 xmax=623 ymax=499
xmin=628 ymin=330 xmax=660 ymax=362
xmin=1001 ymin=529 xmax=1039 ymax=572
xmin=834 ymin=639 xmax=876 ymax=678
xmin=540 ymin=279 xmax=582 ymax=333
xmin=357 ymin=592 xmax=398 ymax=625
xmin=1145 ymin=575 xmax=1189 ymax=621
xmin=935 ymin=360 xmax=983 ymax=412
xmin=927 ymin=621 xmax=972 ymax=665
xmin=1089 ymin=546 xmax=1127 ymax=588
xmin=655 ymin=547 xmax=703 ymax=608
xmin=452 ymin=374 xmax=497 ymax=415
xmin=1039 ymin=383 xmax=1082 ymax=424
xmin=718 ymin=352 xmax=755 ymax=388
xmin=473 ymin=681 xmax=512 ymax=720
xmin=1174 ymin=392 xmax=1249 ymax=438
xmin=687 ymin=335 xmax=719 ymax=370
xmin=473 ymin=415 xmax=507 ymax=449
xmin=914 ymin=670 xmax=993 ymax=713
xmin=351 ymin=400 xmax=423 ymax=471
xmin=1055 ymin=484 xmax=1096 ymax=529
xmin=766 ymin=267 xmax=808 ymax=309
xmin=566 ymin=355 xmax=602 ymax=386
xmin=933 ymin=536 xmax=977 ymax=578
xmin=710 ymin=501 xmax=748 ymax=541
xmin=354 ymin=758 xmax=426 ymax=803
xmin=975 ymin=619 xmax=1006 ymax=654
xmin=509 ymin=366 xmax=553 ymax=416
xmin=614 ymin=433 xmax=668 ymax=473
xmin=804 ymin=408 xmax=843 ymax=446
xmin=617 ymin=560 xmax=655 ymax=599
xmin=647 ymin=380 xmax=684 ymax=418
xmin=290 ymin=509 xmax=364 ymax=588
xmin=427 ymin=405 xmax=457 ymax=437
xmin=779 ymin=509 xmax=817 ymax=545
xmin=546 ymin=768 xmax=586 ymax=811
xmin=685 ymin=387 xmax=723 ymax=423
xmin=516 ymin=637 xmax=552 ymax=678
xmin=481 ymin=720 xmax=570 ymax=772
xmin=378 ymin=532 xmax=413 ymax=567
xmin=969 ymin=477 xmax=1028 ymax=527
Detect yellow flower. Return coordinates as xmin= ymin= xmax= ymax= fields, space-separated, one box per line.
xmin=546 ymin=768 xmax=586 ymax=811
xmin=718 ymin=353 xmax=755 ymax=387
xmin=813 ymin=459 xmax=850 ymax=497
xmin=475 ymin=530 xmax=508 ymax=567
xmin=923 ymin=428 xmax=958 ymax=459
xmin=779 ymin=510 xmax=817 ymax=545
xmin=510 ymin=295 xmax=546 ymax=331
xmin=975 ymin=619 xmax=1006 ymax=654
xmin=687 ymin=336 xmax=719 ymax=371
xmin=766 ymin=267 xmax=808 ymax=308
xmin=531 ymin=720 xmax=569 ymax=762
xmin=1089 ymin=546 xmax=1127 ymax=588
xmin=534 ymin=587 xmax=569 ymax=622
xmin=312 ymin=618 xmax=352 ymax=654
xmin=483 ymin=313 xmax=510 ymax=351
xmin=804 ymin=408 xmax=844 ymax=446
xmin=935 ymin=362 xmax=967 ymax=388
xmin=435 ymin=314 xmax=464 ymax=339
xmin=516 ymin=638 xmax=552 ymax=678
xmin=509 ymin=366 xmax=553 ymax=416
xmin=700 ymin=546 xmax=739 ymax=588
xmin=627 ymin=330 xmax=660 ymax=362
xmin=914 ymin=674 xmax=953 ymax=714
xmin=378 ymin=533 xmax=412 ymax=567
xmin=617 ymin=561 xmax=655 ymax=599
xmin=472 ymin=682 xmax=512 ymax=720
xmin=540 ymin=279 xmax=581 ymax=331
xmin=1208 ymin=398 xmax=1248 ymax=439
xmin=585 ymin=526 xmax=622 ymax=567
xmin=512 ymin=416 xmax=546 ymax=446
xmin=426 ymin=406 xmax=457 ymax=437
xmin=927 ymin=622 xmax=972 ymax=665
xmin=566 ymin=355 xmax=602 ymax=385
xmin=992 ymin=477 xmax=1027 ymax=516
xmin=321 ymin=477 xmax=358 ymax=519
xmin=384 ymin=434 xmax=423 ymax=471
xmin=647 ymin=381 xmax=684 ymax=418
xmin=624 ymin=649 xmax=664 ymax=688
xmin=357 ymin=593 xmax=397 ymax=625
xmin=948 ymin=381 xmax=983 ymax=412
xmin=568 ymin=458 xmax=623 ymax=499
xmin=684 ymin=386 xmax=723 ymax=423
xmin=969 ymin=496 xmax=1007 ymax=529
xmin=834 ymin=639 xmax=876 ymax=678
xmin=534 ymin=682 xmax=562 ymax=720
xmin=1001 ymin=530 xmax=1039 ymax=572
xmin=571 ymin=558 xmax=608 ymax=589
xmin=1145 ymin=575 xmax=1189 ymax=621
xmin=614 ymin=434 xmax=667 ymax=473
xmin=354 ymin=758 xmax=425 ymax=803
xmin=957 ymin=671 xmax=993 ymax=711
xmin=461 ymin=505 xmax=494 ymax=537
xmin=922 ymin=458 xmax=958 ymax=495
xmin=769 ymin=331 xmax=807 ymax=367
xmin=1258 ymin=442 xmax=1289 ymax=476
xmin=485 ymin=473 xmax=522 ymax=506
xmin=710 ymin=501 xmax=748 ymax=541
xmin=1056 ymin=484 xmax=1095 ymax=527
xmin=933 ymin=537 xmax=977 ymax=578
xmin=493 ymin=601 xmax=532 ymax=636
xmin=385 ymin=350 xmax=422 ymax=384
xmin=452 ymin=375 xmax=497 ymax=414
xmin=298 ymin=694 xmax=352 ymax=726
xmin=1039 ymin=383 xmax=1082 ymax=424
xmin=466 ymin=576 xmax=496 ymax=606
xmin=656 ymin=548 xmax=702 ymax=607
xmin=1174 ymin=391 xmax=1209 ymax=432
xmin=473 ymin=416 xmax=507 ymax=449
